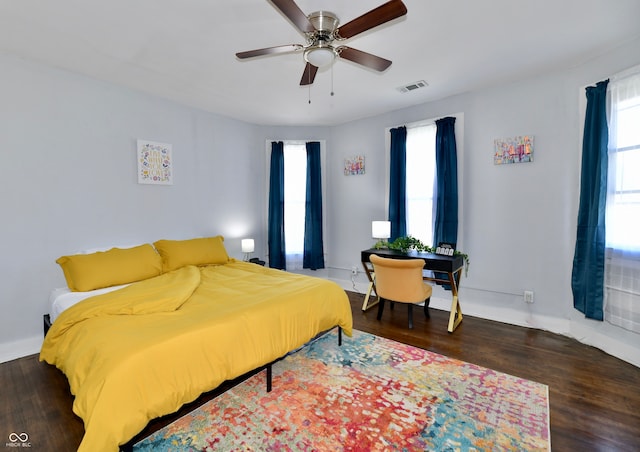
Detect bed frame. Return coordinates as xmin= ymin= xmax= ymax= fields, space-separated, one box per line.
xmin=118 ymin=325 xmax=344 ymax=451
xmin=43 ymin=314 xmax=51 ymax=336
xmin=47 ymin=309 xmax=345 ymax=451
xmin=45 ymin=310 xmax=343 ymax=400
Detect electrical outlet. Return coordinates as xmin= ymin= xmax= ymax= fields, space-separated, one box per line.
xmin=351 ymin=266 xmax=358 ymax=276
xmin=524 ymin=290 xmax=534 ymax=303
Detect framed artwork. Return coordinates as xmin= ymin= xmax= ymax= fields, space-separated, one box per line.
xmin=494 ymin=135 xmax=534 ymax=165
xmin=344 ymin=155 xmax=365 ymax=175
xmin=137 ymin=140 xmax=173 ymax=185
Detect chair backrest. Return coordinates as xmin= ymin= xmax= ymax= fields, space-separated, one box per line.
xmin=370 ymin=254 xmax=427 ymax=303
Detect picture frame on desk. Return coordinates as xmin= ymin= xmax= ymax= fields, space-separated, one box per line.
xmin=435 ymin=242 xmax=455 ymax=257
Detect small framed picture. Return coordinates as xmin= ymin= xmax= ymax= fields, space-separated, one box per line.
xmin=435 ymin=242 xmax=455 ymax=257
xmin=137 ymin=139 xmax=173 ymax=185
xmin=494 ymin=135 xmax=534 ymax=165
xmin=344 ymin=155 xmax=365 ymax=176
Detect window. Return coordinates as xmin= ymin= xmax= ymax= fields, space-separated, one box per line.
xmin=604 ymin=70 xmax=640 ymax=333
xmin=268 ymin=140 xmax=325 ymax=271
xmin=606 ymin=73 xmax=640 ymax=251
xmin=283 ymin=143 xmax=307 ymax=268
xmin=405 ymin=123 xmax=437 ymax=245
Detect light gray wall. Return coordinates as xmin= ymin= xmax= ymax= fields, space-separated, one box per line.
xmin=326 ymin=37 xmax=640 ymax=366
xmin=0 ymin=53 xmax=265 ymax=358
xmin=2 ymin=34 xmax=639 ymax=366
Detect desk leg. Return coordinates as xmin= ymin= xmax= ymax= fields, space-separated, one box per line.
xmin=361 ymin=262 xmax=379 ymax=311
xmin=447 ymin=269 xmax=463 ymax=333
xmin=362 ymin=281 xmax=378 ymax=311
xmin=447 ymin=295 xmax=463 ymax=333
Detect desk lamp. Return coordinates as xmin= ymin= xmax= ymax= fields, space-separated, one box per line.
xmin=372 ymin=221 xmax=391 ymax=248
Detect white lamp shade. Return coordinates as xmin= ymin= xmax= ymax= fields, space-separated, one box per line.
xmin=304 ymin=47 xmax=336 ymax=68
xmin=372 ymin=221 xmax=391 ymax=239
xmin=241 ymin=239 xmax=255 ymax=253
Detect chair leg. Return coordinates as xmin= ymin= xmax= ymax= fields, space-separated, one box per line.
xmin=423 ymin=297 xmax=431 ymax=318
xmin=408 ymin=304 xmax=414 ymax=329
xmin=377 ymin=298 xmax=386 ymax=320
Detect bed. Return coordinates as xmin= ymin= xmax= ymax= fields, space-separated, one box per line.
xmin=40 ymin=237 xmax=353 ymax=452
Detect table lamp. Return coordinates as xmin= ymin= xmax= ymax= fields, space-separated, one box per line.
xmin=372 ymin=221 xmax=391 ymax=248
xmin=241 ymin=238 xmax=254 ymax=261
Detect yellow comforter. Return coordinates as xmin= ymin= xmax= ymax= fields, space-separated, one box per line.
xmin=40 ymin=261 xmax=353 ymax=452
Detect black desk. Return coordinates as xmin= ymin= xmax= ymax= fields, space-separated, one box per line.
xmin=361 ymin=248 xmax=464 ymax=332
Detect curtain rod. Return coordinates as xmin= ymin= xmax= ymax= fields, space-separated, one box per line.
xmin=389 ymin=112 xmax=463 ymax=131
xmin=388 ymin=119 xmax=436 ymax=130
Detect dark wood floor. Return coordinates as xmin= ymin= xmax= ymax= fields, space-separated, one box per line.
xmin=2 ymin=291 xmax=639 ymax=451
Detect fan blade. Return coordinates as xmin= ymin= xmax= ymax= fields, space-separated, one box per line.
xmin=337 ymin=47 xmax=392 ymax=71
xmin=299 ymin=63 xmax=318 ymax=86
xmin=236 ymin=44 xmax=302 ymax=59
xmin=269 ymin=0 xmax=315 ymax=34
xmin=336 ymin=0 xmax=407 ymax=39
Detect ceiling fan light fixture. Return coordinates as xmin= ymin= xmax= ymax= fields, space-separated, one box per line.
xmin=304 ymin=46 xmax=336 ymax=68
xmin=236 ymin=1 xmax=408 ymax=86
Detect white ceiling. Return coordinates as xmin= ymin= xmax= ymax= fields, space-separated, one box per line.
xmin=1 ymin=0 xmax=639 ymax=126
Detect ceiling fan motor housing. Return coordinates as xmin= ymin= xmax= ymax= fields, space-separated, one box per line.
xmin=307 ymin=11 xmax=339 ymax=35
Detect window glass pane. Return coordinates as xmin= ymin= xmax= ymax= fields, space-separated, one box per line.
xmin=284 ymin=144 xmax=306 ymax=255
xmin=607 ymin=76 xmax=640 ymax=252
xmin=406 ymin=124 xmax=436 ymax=245
xmin=615 ymin=149 xmax=640 ymax=193
xmin=617 ymin=99 xmax=640 ymax=148
xmin=607 ymin=201 xmax=640 ymax=250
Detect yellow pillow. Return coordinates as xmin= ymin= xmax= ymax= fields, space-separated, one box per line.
xmin=153 ymin=236 xmax=229 ymax=272
xmin=56 ymin=244 xmax=163 ymax=292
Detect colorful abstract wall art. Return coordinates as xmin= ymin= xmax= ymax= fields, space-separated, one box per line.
xmin=137 ymin=140 xmax=173 ymax=185
xmin=344 ymin=155 xmax=365 ymax=175
xmin=494 ymin=135 xmax=534 ymax=165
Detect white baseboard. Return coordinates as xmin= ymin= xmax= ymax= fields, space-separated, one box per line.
xmin=0 ymin=335 xmax=43 ymax=364
xmin=334 ymin=278 xmax=640 ymax=368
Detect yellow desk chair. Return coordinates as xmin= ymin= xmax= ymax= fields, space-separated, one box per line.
xmin=370 ymin=254 xmax=432 ymax=329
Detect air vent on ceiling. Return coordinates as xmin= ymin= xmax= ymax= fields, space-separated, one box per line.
xmin=397 ymin=80 xmax=428 ymax=93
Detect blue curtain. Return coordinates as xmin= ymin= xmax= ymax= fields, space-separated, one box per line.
xmin=433 ymin=117 xmax=459 ymax=249
xmin=268 ymin=141 xmax=286 ymax=270
xmin=303 ymin=142 xmax=325 ymax=270
xmin=571 ymin=79 xmax=609 ymax=321
xmin=389 ymin=126 xmax=407 ymax=241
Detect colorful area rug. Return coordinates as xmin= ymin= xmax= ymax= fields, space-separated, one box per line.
xmin=133 ymin=329 xmax=550 ymax=451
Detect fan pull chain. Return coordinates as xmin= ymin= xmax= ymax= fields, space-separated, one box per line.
xmin=331 ymin=63 xmax=335 ymax=96
xmin=308 ymin=65 xmax=312 ymax=104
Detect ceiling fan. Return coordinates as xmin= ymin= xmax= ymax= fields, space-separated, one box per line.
xmin=235 ymin=0 xmax=408 ymax=86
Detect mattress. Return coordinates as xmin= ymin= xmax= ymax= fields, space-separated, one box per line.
xmin=48 ymin=284 xmax=128 ymax=322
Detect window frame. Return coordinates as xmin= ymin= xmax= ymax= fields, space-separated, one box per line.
xmin=384 ymin=113 xmax=465 ymax=249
